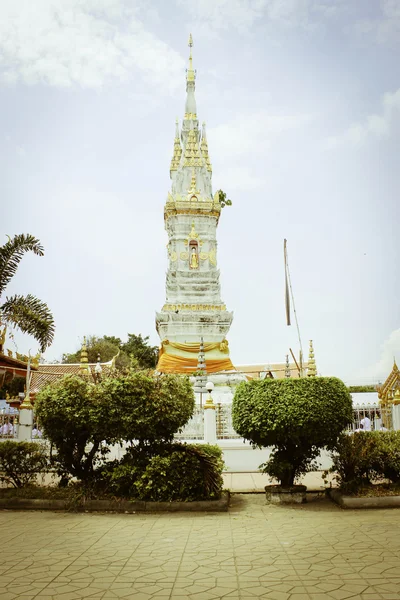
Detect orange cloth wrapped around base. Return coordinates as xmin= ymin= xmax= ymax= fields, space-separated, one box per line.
xmin=156 ymin=340 xmax=235 ymax=374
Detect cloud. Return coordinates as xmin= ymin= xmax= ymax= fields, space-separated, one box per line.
xmin=0 ymin=0 xmax=184 ymax=89
xmin=214 ymin=166 xmax=265 ymax=191
xmin=325 ymin=88 xmax=400 ymax=149
xmin=354 ymin=328 xmax=400 ymax=383
xmin=354 ymin=0 xmax=400 ymax=45
xmin=208 ymin=112 xmax=311 ymax=160
xmin=177 ymin=0 xmax=346 ymax=34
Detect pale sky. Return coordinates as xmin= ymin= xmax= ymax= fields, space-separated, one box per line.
xmin=1 ymin=0 xmax=399 ymax=384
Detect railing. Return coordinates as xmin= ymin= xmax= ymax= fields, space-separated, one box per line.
xmin=216 ymin=403 xmax=241 ymax=439
xmin=174 ymin=404 xmax=241 ymax=441
xmin=346 ymin=407 xmax=391 ymax=432
xmin=175 ymin=406 xmax=204 ymax=440
xmin=0 ymin=414 xmax=18 ymax=439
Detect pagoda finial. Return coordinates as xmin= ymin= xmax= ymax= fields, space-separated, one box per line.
xmin=285 ymin=354 xmax=291 ymax=378
xmin=79 ymin=336 xmax=89 ymax=373
xmin=184 ymin=34 xmax=197 ymax=120
xmin=307 ymin=340 xmax=317 ymax=377
xmin=188 ymin=33 xmax=194 ymax=77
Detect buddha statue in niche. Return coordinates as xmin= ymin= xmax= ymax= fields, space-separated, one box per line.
xmin=190 ymin=246 xmax=199 ymax=269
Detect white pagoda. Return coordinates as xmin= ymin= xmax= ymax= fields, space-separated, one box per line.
xmin=156 ymin=36 xmax=236 ymax=379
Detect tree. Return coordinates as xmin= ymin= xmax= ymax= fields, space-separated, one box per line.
xmin=35 ymin=371 xmax=194 ymax=483
xmin=217 ymin=189 xmax=232 ymax=208
xmin=232 ymin=377 xmax=353 ymax=487
xmin=0 ymin=234 xmax=54 ymax=352
xmin=62 ymin=336 xmax=122 ymax=364
xmin=62 ymin=333 xmax=158 ymax=369
xmin=121 ymin=334 xmax=158 ymax=369
xmin=97 ymin=371 xmax=194 ymax=446
xmin=35 ymin=375 xmax=119 ymax=483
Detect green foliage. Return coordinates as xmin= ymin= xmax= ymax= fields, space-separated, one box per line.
xmin=123 ymin=334 xmax=158 ymax=369
xmin=375 ymin=431 xmax=400 ymax=483
xmin=101 ymin=443 xmax=224 ymax=501
xmin=97 ymin=371 xmax=195 ymax=444
xmin=35 ymin=375 xmax=117 ymax=483
xmin=0 ymin=234 xmax=54 ymax=352
xmin=62 ymin=335 xmax=122 ymax=365
xmin=0 ymin=441 xmax=49 ymax=488
xmin=347 ymin=385 xmax=376 ymax=393
xmin=62 ymin=333 xmax=158 ymax=370
xmin=217 ymin=189 xmax=232 ymax=208
xmin=232 ymin=377 xmax=353 ymax=486
xmin=35 ymin=371 xmax=194 ymax=483
xmin=0 ymin=375 xmax=25 ymax=398
xmin=328 ymin=431 xmax=400 ymax=493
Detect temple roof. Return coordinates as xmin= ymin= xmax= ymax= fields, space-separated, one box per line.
xmin=0 ymin=353 xmax=38 ymax=372
xmin=30 ymin=359 xmax=115 ymax=394
xmin=377 ymin=360 xmax=400 ymax=404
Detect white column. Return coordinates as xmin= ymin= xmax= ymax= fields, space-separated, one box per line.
xmin=392 ymin=404 xmax=400 ymax=430
xmin=18 ymin=405 xmax=33 ymax=441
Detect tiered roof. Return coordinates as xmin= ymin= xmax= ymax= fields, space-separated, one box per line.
xmin=377 ymin=360 xmax=400 ymax=406
xmin=30 ymin=359 xmax=115 ymax=395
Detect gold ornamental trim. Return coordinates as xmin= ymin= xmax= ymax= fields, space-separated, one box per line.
xmin=161 ymin=303 xmax=227 ymax=312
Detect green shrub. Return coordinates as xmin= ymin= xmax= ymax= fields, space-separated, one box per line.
xmin=326 ymin=432 xmax=380 ymax=493
xmin=97 ymin=372 xmax=195 ymax=445
xmin=35 ymin=371 xmax=194 ymax=484
xmin=327 ymin=431 xmax=400 ymax=492
xmin=232 ymin=377 xmax=353 ymax=487
xmin=35 ymin=375 xmax=115 ymax=483
xmin=375 ymin=431 xmax=400 ymax=483
xmin=99 ymin=443 xmax=224 ymax=502
xmin=0 ymin=441 xmax=49 ymax=488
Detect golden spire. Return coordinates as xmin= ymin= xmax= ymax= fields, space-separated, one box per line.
xmin=187 ymin=33 xmax=194 ymax=82
xmin=307 ymin=340 xmax=317 ymax=377
xmin=79 ymin=336 xmax=89 ymax=373
xmin=170 ymin=117 xmax=182 ymax=173
xmin=200 ymin=121 xmax=212 ymax=172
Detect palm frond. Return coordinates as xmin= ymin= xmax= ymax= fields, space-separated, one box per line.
xmin=1 ymin=294 xmax=55 ymax=352
xmin=0 ymin=234 xmax=44 ymax=296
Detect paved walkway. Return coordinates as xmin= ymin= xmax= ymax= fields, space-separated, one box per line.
xmin=2 ymin=494 xmax=400 ymax=600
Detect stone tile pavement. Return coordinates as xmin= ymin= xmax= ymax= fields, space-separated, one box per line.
xmin=1 ymin=494 xmax=400 ymax=600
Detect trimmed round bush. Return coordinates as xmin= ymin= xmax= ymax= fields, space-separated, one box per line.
xmin=232 ymin=377 xmax=353 ymax=486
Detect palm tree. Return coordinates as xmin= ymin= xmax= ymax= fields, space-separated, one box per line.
xmin=0 ymin=234 xmax=55 ymax=352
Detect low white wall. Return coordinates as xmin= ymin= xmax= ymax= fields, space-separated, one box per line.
xmin=106 ymin=440 xmax=333 ymax=473
xmin=217 ymin=441 xmax=333 ymax=472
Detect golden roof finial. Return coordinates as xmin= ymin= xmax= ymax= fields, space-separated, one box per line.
xmin=79 ymin=336 xmax=89 ymax=373
xmin=170 ymin=118 xmax=182 ymax=173
xmin=187 ymin=33 xmax=195 ymax=82
xmin=307 ymin=340 xmax=317 ymax=377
